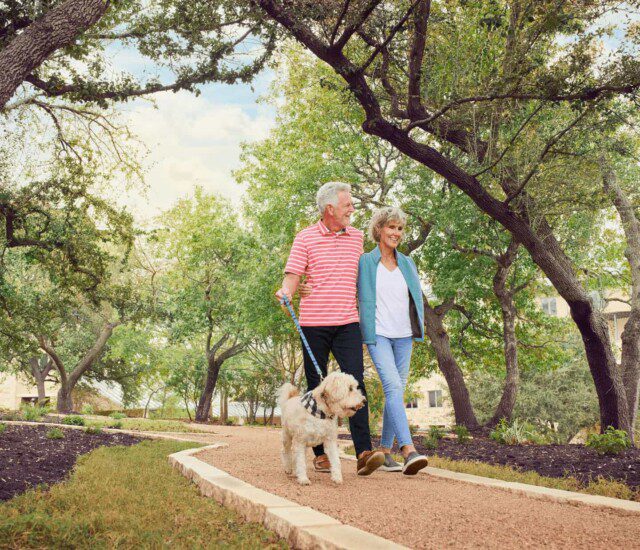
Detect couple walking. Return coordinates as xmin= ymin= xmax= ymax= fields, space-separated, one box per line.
xmin=276 ymin=181 xmax=429 ymax=476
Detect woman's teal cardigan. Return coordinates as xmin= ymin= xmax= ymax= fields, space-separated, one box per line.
xmin=357 ymin=245 xmax=425 ymax=345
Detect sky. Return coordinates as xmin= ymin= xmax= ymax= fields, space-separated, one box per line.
xmin=109 ymin=44 xmax=277 ymax=223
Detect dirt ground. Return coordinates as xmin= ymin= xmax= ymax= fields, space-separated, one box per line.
xmin=0 ymin=424 xmax=143 ymax=501
xmin=196 ymin=425 xmax=640 ymax=550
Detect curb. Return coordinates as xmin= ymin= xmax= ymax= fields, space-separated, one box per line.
xmin=169 ymin=445 xmax=408 ymax=550
xmin=336 ymin=445 xmax=640 ymax=514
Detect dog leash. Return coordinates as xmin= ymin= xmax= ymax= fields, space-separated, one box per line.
xmin=280 ymin=294 xmax=324 ymax=381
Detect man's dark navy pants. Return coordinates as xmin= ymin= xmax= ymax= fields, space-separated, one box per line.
xmin=300 ymin=322 xmax=372 ymax=457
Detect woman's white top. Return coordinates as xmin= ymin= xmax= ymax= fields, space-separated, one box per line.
xmin=375 ymin=262 xmax=413 ymax=338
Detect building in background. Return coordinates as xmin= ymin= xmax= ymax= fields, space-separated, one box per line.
xmin=0 ymin=372 xmax=58 ymax=409
xmin=539 ymin=289 xmax=630 ymax=358
xmin=405 ymin=372 xmax=455 ymax=429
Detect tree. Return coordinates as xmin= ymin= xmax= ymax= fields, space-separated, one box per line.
xmin=251 ymin=0 xmax=640 ymax=435
xmin=158 ymin=190 xmax=249 ymax=422
xmin=1 ymin=0 xmax=277 ymax=110
xmin=599 ymin=148 xmax=640 ymax=431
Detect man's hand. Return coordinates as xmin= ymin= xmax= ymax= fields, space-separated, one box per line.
xmin=275 ymin=287 xmax=293 ymax=304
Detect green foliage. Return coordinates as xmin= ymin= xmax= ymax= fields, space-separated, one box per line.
xmin=46 ymin=428 xmax=65 ymax=440
xmin=80 ymin=404 xmax=95 ymax=415
xmin=20 ymin=405 xmax=47 ymax=422
xmin=429 ymin=425 xmax=445 ymax=441
xmin=453 ymin=425 xmax=470 ymax=444
xmin=0 ymin=423 xmax=6 ymax=434
xmin=85 ymin=426 xmax=103 ymax=435
xmin=61 ymin=415 xmax=85 ymax=426
xmin=109 ymin=421 xmax=123 ymax=429
xmin=109 ymin=412 xmax=127 ymax=420
xmin=468 ymin=341 xmax=599 ymax=443
xmin=421 ymin=435 xmax=438 ymax=450
xmin=586 ymin=427 xmax=632 ymax=456
xmin=489 ymin=418 xmax=548 ymax=445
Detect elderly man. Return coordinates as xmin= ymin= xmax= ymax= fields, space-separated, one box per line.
xmin=276 ymin=181 xmax=384 ymax=476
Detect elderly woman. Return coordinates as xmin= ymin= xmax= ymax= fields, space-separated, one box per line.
xmin=357 ymin=207 xmax=429 ymax=475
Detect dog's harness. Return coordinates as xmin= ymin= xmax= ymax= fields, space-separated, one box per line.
xmin=300 ymin=391 xmax=333 ymax=420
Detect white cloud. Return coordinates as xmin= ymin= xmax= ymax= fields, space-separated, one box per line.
xmin=119 ymin=89 xmax=275 ymax=222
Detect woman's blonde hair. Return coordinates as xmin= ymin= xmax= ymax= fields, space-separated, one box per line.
xmin=368 ymin=206 xmax=408 ymax=243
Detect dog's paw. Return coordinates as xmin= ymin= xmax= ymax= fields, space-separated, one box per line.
xmin=297 ymin=478 xmax=311 ymax=486
xmin=283 ymin=467 xmax=293 ymax=475
xmin=331 ymin=475 xmax=343 ymax=484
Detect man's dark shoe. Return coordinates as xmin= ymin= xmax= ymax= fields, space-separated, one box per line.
xmin=402 ymin=452 xmax=428 ymax=475
xmin=357 ymin=450 xmax=385 ymax=476
xmin=380 ymin=453 xmax=402 ymax=472
xmin=313 ymin=454 xmax=331 ymax=473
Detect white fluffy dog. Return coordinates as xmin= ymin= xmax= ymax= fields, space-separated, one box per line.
xmin=278 ymin=372 xmax=366 ymax=485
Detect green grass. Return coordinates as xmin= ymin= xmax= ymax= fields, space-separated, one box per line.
xmin=343 ymin=445 xmax=639 ymax=501
xmin=0 ymin=440 xmax=287 ymax=549
xmin=82 ymin=417 xmax=207 ymax=433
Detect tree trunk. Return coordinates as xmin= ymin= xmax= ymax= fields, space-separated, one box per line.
xmin=621 ymin=313 xmax=640 ymax=431
xmin=423 ymin=298 xmax=479 ymax=430
xmin=0 ymin=0 xmax=109 ymax=108
xmin=29 ymin=356 xmax=53 ymax=406
xmin=221 ymin=389 xmax=228 ymax=422
xmin=57 ymin=383 xmax=74 ymax=413
xmin=487 ymin=242 xmax=520 ymax=427
xmin=195 ymin=356 xmax=220 ymax=422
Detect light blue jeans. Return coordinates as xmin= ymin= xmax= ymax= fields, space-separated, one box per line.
xmin=367 ymin=335 xmax=414 ymax=449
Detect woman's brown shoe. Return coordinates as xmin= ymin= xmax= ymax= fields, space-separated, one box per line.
xmin=357 ymin=450 xmax=385 ymax=476
xmin=313 ymin=454 xmax=331 ymax=473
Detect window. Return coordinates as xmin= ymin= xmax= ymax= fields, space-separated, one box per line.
xmin=428 ymin=390 xmax=443 ymax=408
xmin=541 ymin=297 xmax=557 ymax=316
xmin=405 ymin=398 xmax=418 ymax=409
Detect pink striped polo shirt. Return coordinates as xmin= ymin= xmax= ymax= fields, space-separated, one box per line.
xmin=285 ymin=220 xmax=363 ymax=326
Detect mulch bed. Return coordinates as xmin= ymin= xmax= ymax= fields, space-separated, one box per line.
xmin=339 ymin=433 xmax=640 ymax=490
xmin=0 ymin=424 xmax=145 ymax=502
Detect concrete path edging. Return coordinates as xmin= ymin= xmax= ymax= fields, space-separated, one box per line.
xmin=169 ymin=445 xmax=409 ymax=550
xmin=337 ymin=446 xmax=640 ymax=514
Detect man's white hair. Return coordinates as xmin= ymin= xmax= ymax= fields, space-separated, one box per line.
xmin=316 ymin=181 xmax=351 ymax=216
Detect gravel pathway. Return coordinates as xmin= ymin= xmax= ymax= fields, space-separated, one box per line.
xmin=195 ymin=425 xmax=640 ymax=549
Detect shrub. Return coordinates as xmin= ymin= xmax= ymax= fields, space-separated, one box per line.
xmin=586 ymin=426 xmax=631 ymax=456
xmin=21 ymin=405 xmax=47 ymax=422
xmin=109 ymin=412 xmax=127 ymax=420
xmin=490 ymin=418 xmax=548 ymax=445
xmin=46 ymin=428 xmax=65 ymax=440
xmin=421 ymin=435 xmax=438 ymax=450
xmin=408 ymin=423 xmax=420 ymax=436
xmin=453 ymin=424 xmax=470 ymax=444
xmin=62 ymin=415 xmax=85 ymax=426
xmin=225 ymin=417 xmax=237 ymax=426
xmin=0 ymin=422 xmax=6 ymax=434
xmin=109 ymin=421 xmax=123 ymax=429
xmin=428 ymin=425 xmax=445 ymax=440
xmin=81 ymin=404 xmax=95 ymax=415
xmin=85 ymin=426 xmax=103 ymax=435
